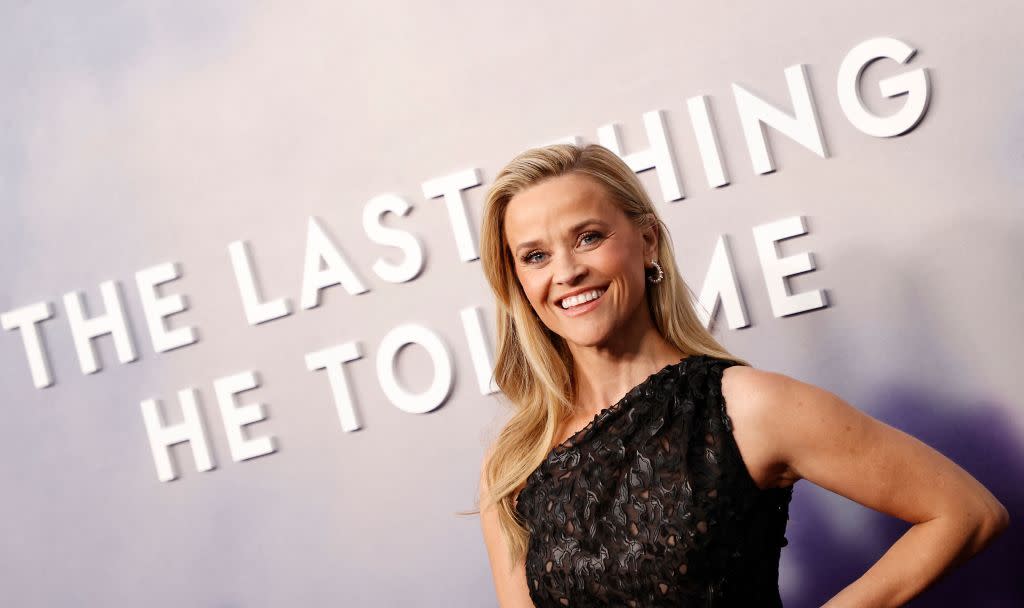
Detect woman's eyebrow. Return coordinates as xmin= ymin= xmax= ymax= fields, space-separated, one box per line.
xmin=514 ymin=218 xmax=607 ymax=253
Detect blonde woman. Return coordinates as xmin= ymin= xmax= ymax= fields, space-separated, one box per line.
xmin=474 ymin=143 xmax=1008 ymax=607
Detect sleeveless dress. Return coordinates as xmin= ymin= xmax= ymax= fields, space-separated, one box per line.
xmin=514 ymin=354 xmax=794 ymax=607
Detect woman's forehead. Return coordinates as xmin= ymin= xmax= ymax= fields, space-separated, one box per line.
xmin=504 ymin=176 xmax=618 ymax=238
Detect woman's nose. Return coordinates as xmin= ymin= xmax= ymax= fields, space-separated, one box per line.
xmin=554 ymin=253 xmax=587 ymax=285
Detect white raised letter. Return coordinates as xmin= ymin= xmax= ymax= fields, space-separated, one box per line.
xmin=598 ymin=110 xmax=684 ymax=202
xmin=422 ymin=169 xmax=483 ymax=262
xmin=363 ymin=194 xmax=425 ymax=283
xmin=305 ymin=341 xmax=364 ymax=432
xmin=0 ymin=301 xmax=56 ymax=388
xmin=732 ymin=64 xmax=829 ymax=174
xmin=63 ymin=280 xmax=137 ymax=374
xmin=135 ymin=262 xmax=198 ymax=353
xmin=459 ymin=305 xmax=499 ymax=394
xmin=752 ymin=216 xmax=828 ymax=317
xmin=686 ymin=95 xmax=730 ymax=188
xmin=228 ymin=240 xmax=291 ymax=325
xmin=140 ymin=388 xmax=216 ymax=482
xmin=696 ymin=235 xmax=750 ymax=330
xmin=214 ymin=370 xmax=276 ymax=462
xmin=300 ymin=216 xmax=369 ymax=309
xmin=838 ymin=37 xmax=931 ymax=137
xmin=377 ymin=323 xmax=453 ymax=414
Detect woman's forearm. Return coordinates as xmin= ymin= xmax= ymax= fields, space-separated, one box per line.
xmin=821 ymin=508 xmax=1008 ymax=608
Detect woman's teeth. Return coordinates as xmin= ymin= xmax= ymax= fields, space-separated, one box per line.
xmin=561 ymin=289 xmax=605 ymax=309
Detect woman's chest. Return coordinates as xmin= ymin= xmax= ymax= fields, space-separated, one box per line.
xmin=520 ymin=446 xmax=749 ymax=604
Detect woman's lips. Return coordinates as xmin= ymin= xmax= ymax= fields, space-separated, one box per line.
xmin=559 ymin=289 xmax=605 ymax=317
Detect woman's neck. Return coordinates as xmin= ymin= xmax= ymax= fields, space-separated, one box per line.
xmin=567 ymin=329 xmax=685 ymax=419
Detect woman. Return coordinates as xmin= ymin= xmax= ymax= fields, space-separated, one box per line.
xmin=475 ymin=143 xmax=1008 ymax=606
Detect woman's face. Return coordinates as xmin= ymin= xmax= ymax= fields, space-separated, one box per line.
xmin=503 ymin=172 xmax=657 ymax=351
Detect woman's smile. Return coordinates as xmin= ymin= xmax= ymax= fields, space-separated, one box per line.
xmin=558 ymin=287 xmax=607 ymax=317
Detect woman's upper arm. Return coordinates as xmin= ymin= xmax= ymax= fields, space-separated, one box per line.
xmin=479 ymin=449 xmax=535 ymax=608
xmin=722 ymin=365 xmax=1010 ymax=531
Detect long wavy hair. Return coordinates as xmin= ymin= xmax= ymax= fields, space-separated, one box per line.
xmin=469 ymin=142 xmax=749 ymax=568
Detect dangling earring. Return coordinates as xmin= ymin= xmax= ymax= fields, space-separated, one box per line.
xmin=646 ymin=259 xmax=664 ymax=284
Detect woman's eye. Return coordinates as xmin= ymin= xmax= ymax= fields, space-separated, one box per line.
xmin=520 ymin=232 xmax=602 ymax=265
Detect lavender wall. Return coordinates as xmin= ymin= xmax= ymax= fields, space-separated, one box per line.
xmin=1 ymin=2 xmax=1019 ymax=606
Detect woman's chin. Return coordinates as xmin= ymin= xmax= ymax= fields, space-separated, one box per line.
xmin=560 ymin=329 xmax=613 ymax=350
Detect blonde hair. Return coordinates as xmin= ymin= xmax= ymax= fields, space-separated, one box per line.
xmin=468 ymin=142 xmax=748 ymax=567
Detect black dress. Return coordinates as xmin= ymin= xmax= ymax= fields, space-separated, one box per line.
xmin=514 ymin=354 xmax=794 ymax=607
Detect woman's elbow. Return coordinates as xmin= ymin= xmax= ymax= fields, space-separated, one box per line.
xmin=985 ymin=499 xmax=1010 ymax=535
xmin=970 ymin=497 xmax=1010 ymax=551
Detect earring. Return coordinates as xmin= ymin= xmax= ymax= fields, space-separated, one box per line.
xmin=646 ymin=259 xmax=664 ymax=284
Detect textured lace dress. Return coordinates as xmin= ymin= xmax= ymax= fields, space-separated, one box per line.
xmin=514 ymin=354 xmax=794 ymax=607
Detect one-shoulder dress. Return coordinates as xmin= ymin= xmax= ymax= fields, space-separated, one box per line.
xmin=514 ymin=354 xmax=794 ymax=607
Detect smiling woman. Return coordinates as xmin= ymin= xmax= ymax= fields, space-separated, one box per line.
xmin=503 ymin=171 xmax=655 ymax=344
xmin=470 ymin=142 xmax=770 ymax=605
xmin=469 ymin=142 xmax=1008 ymax=608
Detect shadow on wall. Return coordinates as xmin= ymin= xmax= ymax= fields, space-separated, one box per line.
xmin=781 ymin=388 xmax=1020 ymax=607
xmin=769 ymin=212 xmax=1023 ymax=606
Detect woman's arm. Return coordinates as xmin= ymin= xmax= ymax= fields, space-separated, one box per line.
xmin=479 ymin=448 xmax=536 ymax=607
xmin=722 ymin=366 xmax=1010 ymax=608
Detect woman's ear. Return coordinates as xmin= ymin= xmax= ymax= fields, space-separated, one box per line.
xmin=642 ymin=221 xmax=658 ymax=261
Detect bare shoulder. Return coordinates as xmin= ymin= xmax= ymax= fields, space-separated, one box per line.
xmin=720 ymin=364 xmax=801 ymax=489
xmin=721 ymin=363 xmax=792 ymax=403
